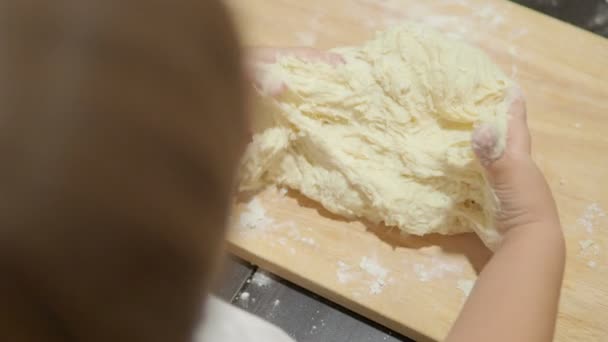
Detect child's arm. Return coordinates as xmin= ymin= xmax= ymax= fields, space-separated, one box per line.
xmin=446 ymin=89 xmax=566 ymax=342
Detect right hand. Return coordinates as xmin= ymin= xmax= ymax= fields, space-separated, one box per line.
xmin=472 ymin=87 xmax=562 ymax=239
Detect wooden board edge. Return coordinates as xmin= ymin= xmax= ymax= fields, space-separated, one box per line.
xmin=226 ymin=239 xmax=438 ymax=342
xmin=506 ymin=0 xmax=608 ymax=44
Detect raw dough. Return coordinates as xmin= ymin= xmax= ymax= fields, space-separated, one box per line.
xmin=240 ymin=24 xmax=513 ymax=250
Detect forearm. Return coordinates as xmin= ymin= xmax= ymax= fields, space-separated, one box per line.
xmin=446 ymin=223 xmax=565 ymax=342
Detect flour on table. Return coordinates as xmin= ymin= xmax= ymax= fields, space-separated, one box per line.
xmin=285 ymin=224 xmax=317 ymax=247
xmin=578 ymin=239 xmax=600 ymax=257
xmin=579 ymin=239 xmax=596 ymax=251
xmin=239 ymin=198 xmax=273 ymax=231
xmin=578 ymin=237 xmax=601 ymax=270
xmin=251 ymin=271 xmax=273 ymax=287
xmin=413 ymin=257 xmax=464 ymax=282
xmin=336 ymin=260 xmax=355 ymax=284
xmin=472 ymin=3 xmax=505 ymax=27
xmin=240 ymin=23 xmax=513 ymax=250
xmin=359 ymin=256 xmax=389 ymax=294
xmin=360 ymin=257 xmax=389 ymax=278
xmin=577 ymin=203 xmax=606 ymax=233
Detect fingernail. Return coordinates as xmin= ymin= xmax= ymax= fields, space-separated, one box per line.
xmin=253 ymin=65 xmax=286 ymax=97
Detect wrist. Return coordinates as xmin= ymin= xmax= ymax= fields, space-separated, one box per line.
xmin=499 ymin=220 xmax=566 ymax=258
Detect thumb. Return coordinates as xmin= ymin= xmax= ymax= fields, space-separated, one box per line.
xmin=472 ymin=86 xmax=530 ymax=178
xmin=471 ymin=123 xmax=503 ymax=168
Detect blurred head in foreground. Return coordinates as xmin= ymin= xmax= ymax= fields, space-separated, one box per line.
xmin=0 ymin=0 xmax=246 ymax=340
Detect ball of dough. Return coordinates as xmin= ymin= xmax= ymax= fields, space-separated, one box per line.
xmin=240 ymin=24 xmax=513 ymax=250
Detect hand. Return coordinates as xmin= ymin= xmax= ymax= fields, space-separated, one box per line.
xmin=448 ymin=87 xmax=565 ymax=342
xmin=471 ymin=87 xmax=561 ymax=237
xmin=246 ymin=47 xmax=344 ymax=96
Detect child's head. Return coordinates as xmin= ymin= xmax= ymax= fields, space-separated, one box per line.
xmin=0 ymin=0 xmax=246 ymax=339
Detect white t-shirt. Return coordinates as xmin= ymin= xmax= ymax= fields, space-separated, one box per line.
xmin=195 ymin=296 xmax=295 ymax=342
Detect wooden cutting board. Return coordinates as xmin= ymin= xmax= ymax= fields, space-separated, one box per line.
xmin=224 ymin=0 xmax=608 ymax=340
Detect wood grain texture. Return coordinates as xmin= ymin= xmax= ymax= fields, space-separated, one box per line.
xmin=225 ymin=0 xmax=608 ymax=340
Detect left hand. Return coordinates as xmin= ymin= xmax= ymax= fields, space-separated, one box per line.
xmin=246 ymin=47 xmax=344 ymax=96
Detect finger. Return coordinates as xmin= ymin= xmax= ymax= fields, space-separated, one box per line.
xmin=472 ymin=122 xmax=517 ymax=186
xmin=284 ymin=47 xmax=345 ymax=66
xmin=246 ymin=47 xmax=344 ymax=97
xmin=248 ymin=47 xmax=345 ymax=66
xmin=472 ymin=85 xmax=531 ymax=182
xmin=249 ymin=65 xmax=286 ymax=96
xmin=504 ymin=85 xmax=531 ymax=155
xmin=472 ymin=123 xmax=502 ymax=167
xmin=248 ymin=47 xmax=282 ymax=64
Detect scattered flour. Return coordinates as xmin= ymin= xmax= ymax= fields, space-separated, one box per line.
xmin=360 ymin=256 xmax=389 ymax=279
xmin=473 ymin=3 xmax=505 ymax=27
xmin=359 ymin=256 xmax=389 ymax=294
xmin=578 ymin=238 xmax=600 ymax=269
xmin=413 ymin=257 xmax=464 ymax=282
xmin=251 ymin=271 xmax=273 ymax=287
xmin=579 ymin=239 xmax=596 ymax=251
xmin=273 ymin=299 xmax=280 ymax=306
xmin=285 ymin=224 xmax=317 ymax=247
xmin=239 ymin=292 xmax=250 ymax=301
xmin=457 ymin=279 xmax=476 ymax=298
xmin=369 ymin=278 xmax=386 ymax=295
xmin=239 ymin=198 xmax=273 ymax=230
xmin=577 ymin=203 xmax=605 ymax=234
xmin=336 ymin=261 xmax=355 ymax=284
xmin=353 ymin=0 xmax=522 ymax=41
xmin=578 ymin=239 xmax=600 ymax=257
